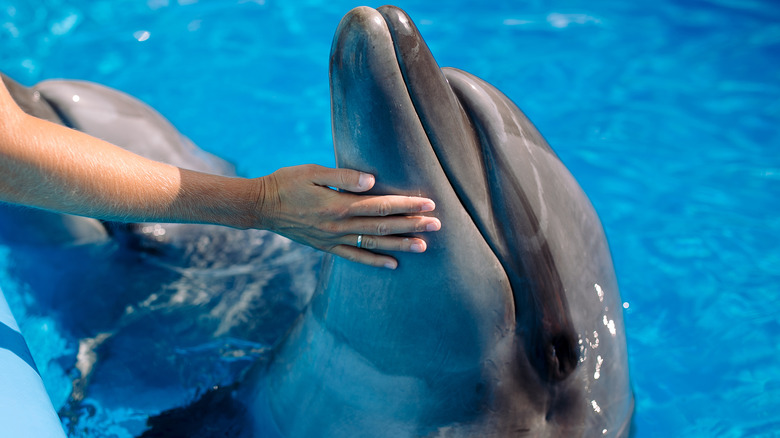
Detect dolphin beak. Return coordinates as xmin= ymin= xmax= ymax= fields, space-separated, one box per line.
xmin=329 ymin=6 xmax=487 ymax=198
xmin=329 ymin=6 xmax=439 ymax=195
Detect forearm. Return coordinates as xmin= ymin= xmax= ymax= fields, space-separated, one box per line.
xmin=0 ymin=86 xmax=258 ymax=229
xmin=0 ymin=79 xmax=441 ymax=268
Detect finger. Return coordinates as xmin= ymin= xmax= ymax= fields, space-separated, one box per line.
xmin=310 ymin=166 xmax=375 ymax=193
xmin=330 ymin=245 xmax=398 ymax=270
xmin=346 ymin=234 xmax=428 ymax=253
xmin=337 ymin=216 xmax=441 ymax=236
xmin=347 ymin=196 xmax=436 ymax=217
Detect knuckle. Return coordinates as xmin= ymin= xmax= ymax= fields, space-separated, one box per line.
xmin=323 ymin=203 xmax=348 ymax=219
xmin=362 ymin=236 xmax=377 ymax=250
xmin=375 ymin=222 xmax=389 ymax=236
xmin=321 ymin=222 xmax=341 ymax=235
xmin=377 ymin=201 xmax=392 ymax=216
xmin=301 ymin=163 xmax=317 ymax=177
xmin=336 ymin=205 xmax=351 ymax=219
xmin=338 ymin=170 xmax=355 ymax=189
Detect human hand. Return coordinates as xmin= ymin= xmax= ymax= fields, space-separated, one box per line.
xmin=254 ymin=164 xmax=441 ymax=269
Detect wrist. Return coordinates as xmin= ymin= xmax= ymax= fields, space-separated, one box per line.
xmin=171 ymin=170 xmax=258 ymax=230
xmin=245 ymin=174 xmax=279 ymax=231
xmin=226 ymin=175 xmax=267 ymax=230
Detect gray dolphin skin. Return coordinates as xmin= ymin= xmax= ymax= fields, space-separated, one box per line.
xmin=1 ymin=4 xmax=634 ymax=437
xmin=241 ymin=5 xmax=634 ymax=438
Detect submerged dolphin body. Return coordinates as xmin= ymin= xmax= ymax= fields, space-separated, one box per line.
xmin=226 ymin=6 xmax=632 ymax=438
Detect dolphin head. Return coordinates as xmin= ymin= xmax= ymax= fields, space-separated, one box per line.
xmin=265 ymin=5 xmax=632 ymax=437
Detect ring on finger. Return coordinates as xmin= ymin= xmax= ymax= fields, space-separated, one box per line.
xmin=356 ymin=234 xmax=363 ymax=249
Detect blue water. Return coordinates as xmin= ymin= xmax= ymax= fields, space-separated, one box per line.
xmin=1 ymin=0 xmax=779 ymax=436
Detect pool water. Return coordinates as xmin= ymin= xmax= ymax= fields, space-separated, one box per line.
xmin=1 ymin=0 xmax=779 ymax=436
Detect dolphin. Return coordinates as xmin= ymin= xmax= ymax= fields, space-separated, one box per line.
xmin=2 ymin=3 xmax=634 ymax=435
xmin=146 ymin=5 xmax=633 ymax=437
xmin=254 ymin=6 xmax=632 ymax=437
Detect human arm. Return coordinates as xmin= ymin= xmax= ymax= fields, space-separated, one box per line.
xmin=0 ymin=80 xmax=439 ymax=268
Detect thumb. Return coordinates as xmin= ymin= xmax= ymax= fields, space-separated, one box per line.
xmin=311 ymin=167 xmax=375 ymax=193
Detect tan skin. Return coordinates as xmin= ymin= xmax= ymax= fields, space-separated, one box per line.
xmin=0 ymin=80 xmax=440 ymax=269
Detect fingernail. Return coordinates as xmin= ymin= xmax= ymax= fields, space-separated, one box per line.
xmin=384 ymin=260 xmax=397 ymax=270
xmin=410 ymin=242 xmax=425 ymax=253
xmin=426 ymin=220 xmax=441 ymax=231
xmin=420 ymin=201 xmax=435 ymax=212
xmin=358 ymin=173 xmax=375 ymax=190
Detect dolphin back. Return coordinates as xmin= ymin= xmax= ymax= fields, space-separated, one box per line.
xmin=34 ymin=80 xmax=235 ymax=176
xmin=0 ymin=73 xmax=108 ymax=245
xmin=0 ymin=74 xmax=237 ymax=246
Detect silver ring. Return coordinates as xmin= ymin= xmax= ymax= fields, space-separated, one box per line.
xmin=356 ymin=234 xmax=363 ymax=249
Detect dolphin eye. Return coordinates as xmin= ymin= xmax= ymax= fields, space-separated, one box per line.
xmin=546 ymin=335 xmax=579 ymax=381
